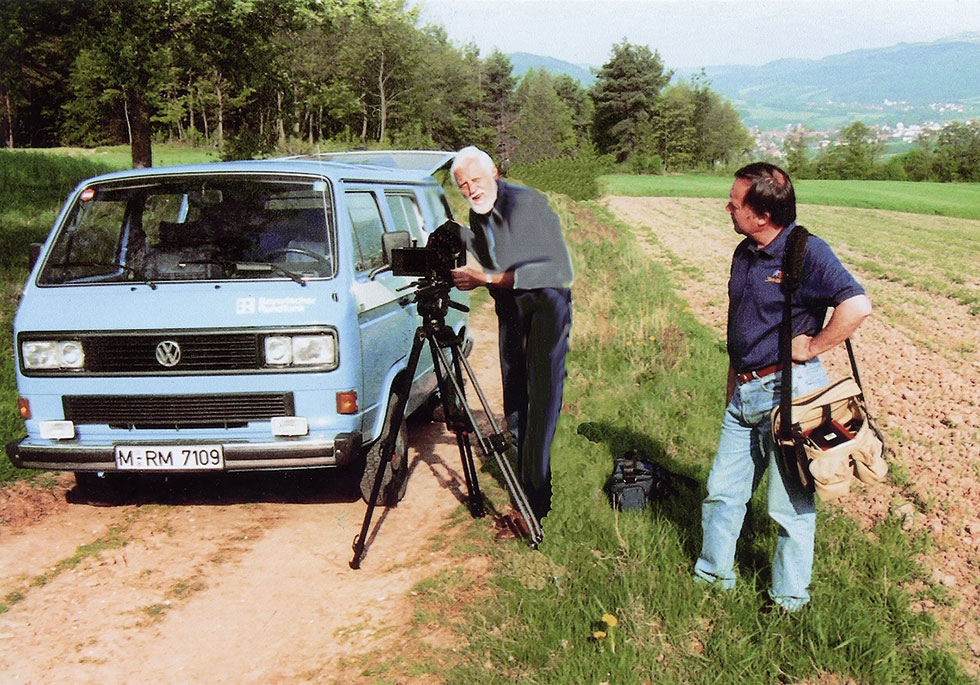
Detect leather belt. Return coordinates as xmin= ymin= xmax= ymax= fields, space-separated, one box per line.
xmin=735 ymin=362 xmax=784 ymax=384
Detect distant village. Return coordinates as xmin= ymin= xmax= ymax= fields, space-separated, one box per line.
xmin=752 ymin=99 xmax=971 ymax=158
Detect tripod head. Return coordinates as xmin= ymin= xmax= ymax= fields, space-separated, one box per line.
xmin=403 ymin=277 xmax=469 ymax=329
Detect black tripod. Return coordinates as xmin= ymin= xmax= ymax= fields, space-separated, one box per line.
xmin=350 ymin=279 xmax=543 ymax=569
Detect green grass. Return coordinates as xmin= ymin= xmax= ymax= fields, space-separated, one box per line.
xmin=601 ymin=174 xmax=980 ymax=221
xmin=432 ymin=197 xmax=970 ymax=684
xmin=15 ymin=143 xmax=220 ymax=170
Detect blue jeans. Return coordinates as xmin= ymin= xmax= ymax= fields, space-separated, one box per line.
xmin=694 ymin=359 xmax=829 ymax=610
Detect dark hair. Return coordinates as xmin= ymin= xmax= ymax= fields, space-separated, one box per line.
xmin=734 ymin=162 xmax=796 ymax=228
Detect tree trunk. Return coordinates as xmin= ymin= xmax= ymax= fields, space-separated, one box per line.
xmin=3 ymin=88 xmax=13 ymax=149
xmin=215 ymin=74 xmax=224 ymax=148
xmin=360 ymin=96 xmax=368 ymax=144
xmin=377 ymin=51 xmax=387 ymax=143
xmin=129 ymin=90 xmax=153 ymax=169
xmin=187 ymin=78 xmax=195 ymax=137
xmin=293 ymin=83 xmax=301 ymax=137
xmin=276 ymin=90 xmax=286 ymax=145
xmin=123 ymin=96 xmax=132 ymax=145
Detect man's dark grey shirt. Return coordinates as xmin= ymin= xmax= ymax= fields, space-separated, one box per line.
xmin=460 ymin=179 xmax=573 ymax=290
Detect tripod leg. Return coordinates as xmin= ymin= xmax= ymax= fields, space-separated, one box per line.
xmin=430 ymin=336 xmax=485 ymax=517
xmin=432 ymin=339 xmax=543 ymax=546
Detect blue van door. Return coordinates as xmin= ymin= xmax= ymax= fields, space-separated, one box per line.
xmin=346 ymin=190 xmax=419 ymax=439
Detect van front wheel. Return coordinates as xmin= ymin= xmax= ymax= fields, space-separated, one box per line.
xmin=359 ymin=391 xmax=409 ymax=506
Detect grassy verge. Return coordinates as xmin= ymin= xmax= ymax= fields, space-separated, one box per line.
xmin=402 ymin=197 xmax=968 ymax=683
xmin=600 ymin=174 xmax=980 ymax=221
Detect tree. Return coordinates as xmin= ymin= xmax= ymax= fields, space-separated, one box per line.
xmin=509 ymin=68 xmax=576 ymax=164
xmin=932 ymin=120 xmax=980 ymax=182
xmin=896 ymin=145 xmax=934 ymax=182
xmin=0 ymin=0 xmax=77 ymax=148
xmin=482 ymin=50 xmax=517 ymax=130
xmin=653 ymin=84 xmax=697 ymax=170
xmin=688 ymin=77 xmax=753 ymax=167
xmin=782 ymin=126 xmax=813 ymax=178
xmin=412 ymin=34 xmax=494 ymax=151
xmin=61 ymin=0 xmax=312 ymax=167
xmin=553 ymin=74 xmax=594 ymax=144
xmin=814 ymin=121 xmax=882 ymax=180
xmin=590 ymin=40 xmax=672 ymax=162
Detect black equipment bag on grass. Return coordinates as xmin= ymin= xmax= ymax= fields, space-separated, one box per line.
xmin=607 ymin=456 xmax=656 ymax=510
xmin=606 ymin=449 xmax=699 ymax=510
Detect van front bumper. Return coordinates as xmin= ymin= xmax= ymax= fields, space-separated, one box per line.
xmin=5 ymin=432 xmax=362 ymax=472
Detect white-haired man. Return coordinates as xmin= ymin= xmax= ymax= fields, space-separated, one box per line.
xmin=449 ymin=146 xmax=573 ymax=525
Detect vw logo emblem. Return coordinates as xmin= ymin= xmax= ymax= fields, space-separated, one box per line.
xmin=155 ymin=340 xmax=182 ymax=367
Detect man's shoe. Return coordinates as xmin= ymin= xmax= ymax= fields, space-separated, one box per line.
xmin=494 ymin=511 xmax=530 ymax=540
xmin=759 ymin=598 xmax=806 ymax=616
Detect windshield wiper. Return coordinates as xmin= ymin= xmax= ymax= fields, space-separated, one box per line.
xmin=48 ymin=261 xmax=157 ymax=289
xmin=180 ymin=258 xmax=309 ymax=286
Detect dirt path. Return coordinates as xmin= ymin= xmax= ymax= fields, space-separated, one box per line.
xmin=603 ymin=196 xmax=980 ymax=672
xmin=0 ymin=303 xmax=504 ymax=684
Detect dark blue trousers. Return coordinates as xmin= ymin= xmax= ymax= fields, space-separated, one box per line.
xmin=491 ymin=287 xmax=572 ymax=520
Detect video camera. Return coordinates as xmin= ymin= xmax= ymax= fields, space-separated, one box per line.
xmin=390 ymin=220 xmax=465 ymax=282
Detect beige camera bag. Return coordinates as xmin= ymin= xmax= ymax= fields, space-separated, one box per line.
xmin=771 ymin=376 xmax=886 ymax=500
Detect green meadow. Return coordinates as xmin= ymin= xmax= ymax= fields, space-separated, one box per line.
xmin=601 ymin=173 xmax=980 ymax=221
xmin=0 ymin=151 xmax=974 ymax=681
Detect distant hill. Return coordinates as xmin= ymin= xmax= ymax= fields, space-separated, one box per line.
xmin=693 ymin=33 xmax=980 ymax=130
xmin=509 ymin=52 xmax=596 ymax=86
xmin=512 ymin=34 xmax=980 ymax=131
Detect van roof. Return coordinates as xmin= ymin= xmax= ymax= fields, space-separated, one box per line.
xmin=290 ymin=150 xmax=455 ymax=174
xmin=79 ymin=150 xmax=456 ymax=186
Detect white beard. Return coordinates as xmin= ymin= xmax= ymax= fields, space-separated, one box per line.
xmin=468 ymin=186 xmax=498 ymax=215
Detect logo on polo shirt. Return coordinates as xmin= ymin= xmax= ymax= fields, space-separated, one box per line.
xmin=766 ymin=269 xmax=783 ymax=283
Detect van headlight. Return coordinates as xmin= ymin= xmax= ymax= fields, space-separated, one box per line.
xmin=264 ymin=333 xmax=337 ymax=368
xmin=22 ymin=340 xmax=86 ymax=370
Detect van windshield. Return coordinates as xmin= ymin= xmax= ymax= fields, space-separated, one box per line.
xmin=38 ymin=174 xmax=335 ymax=285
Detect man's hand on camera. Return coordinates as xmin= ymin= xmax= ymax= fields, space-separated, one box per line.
xmin=451 ymin=266 xmax=515 ymax=291
xmin=451 ymin=265 xmax=490 ymax=290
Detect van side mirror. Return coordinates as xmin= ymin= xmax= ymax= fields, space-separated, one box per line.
xmin=381 ymin=230 xmax=412 ymax=264
xmin=28 ymin=243 xmax=42 ymax=270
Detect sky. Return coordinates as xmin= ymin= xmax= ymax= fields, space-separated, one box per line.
xmin=419 ymin=0 xmax=980 ymax=69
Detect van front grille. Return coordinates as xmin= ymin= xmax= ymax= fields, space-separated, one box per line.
xmin=63 ymin=393 xmax=294 ymax=429
xmin=86 ymin=333 xmax=262 ymax=373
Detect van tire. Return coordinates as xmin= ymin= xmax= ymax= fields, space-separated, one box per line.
xmin=359 ymin=391 xmax=409 ymax=506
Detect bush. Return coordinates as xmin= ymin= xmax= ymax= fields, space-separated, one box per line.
xmin=509 ymin=149 xmax=615 ymax=201
xmin=629 ymin=152 xmax=664 ymax=175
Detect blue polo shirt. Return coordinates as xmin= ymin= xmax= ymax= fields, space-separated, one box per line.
xmin=727 ymin=224 xmax=865 ymax=373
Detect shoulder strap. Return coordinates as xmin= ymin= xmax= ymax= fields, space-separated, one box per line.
xmin=777 ymin=226 xmax=810 ymax=439
xmin=783 ymin=226 xmax=810 ymax=293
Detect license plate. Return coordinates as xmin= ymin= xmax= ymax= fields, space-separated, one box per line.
xmin=114 ymin=444 xmax=224 ymax=470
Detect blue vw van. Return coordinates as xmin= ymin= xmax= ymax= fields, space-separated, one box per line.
xmin=6 ymin=151 xmax=468 ymax=504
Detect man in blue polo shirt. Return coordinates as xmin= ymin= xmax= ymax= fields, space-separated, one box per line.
xmin=449 ymin=146 xmax=573 ymax=525
xmin=694 ymin=162 xmax=871 ymax=612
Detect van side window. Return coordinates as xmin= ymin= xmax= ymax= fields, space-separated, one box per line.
xmin=346 ymin=191 xmax=386 ymax=272
xmin=420 ymin=187 xmax=452 ymax=229
xmin=385 ymin=192 xmax=424 ymax=234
